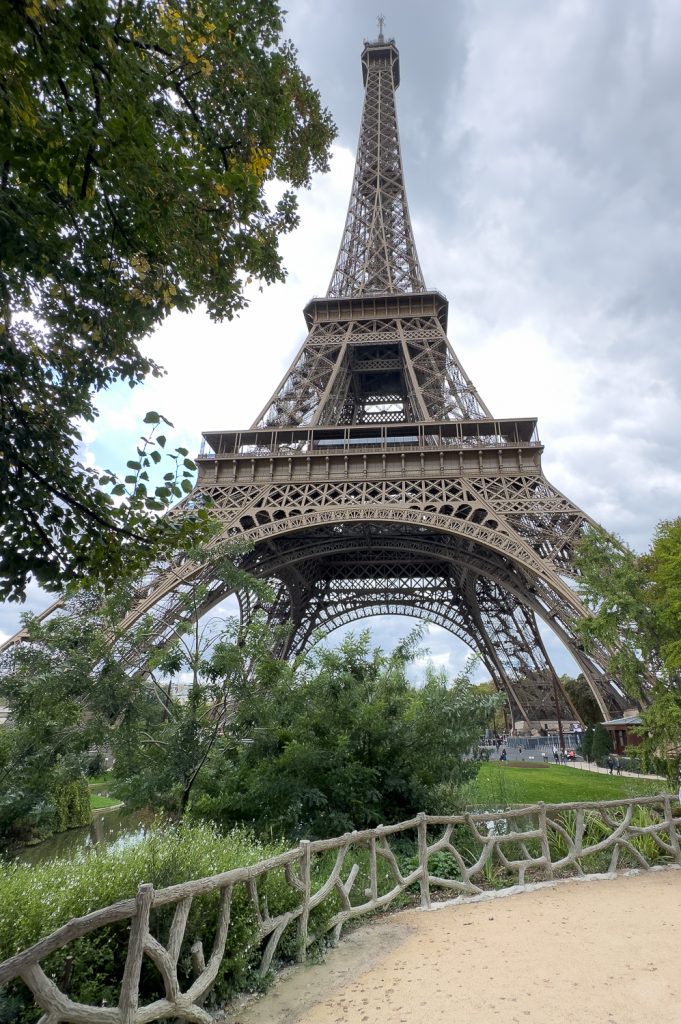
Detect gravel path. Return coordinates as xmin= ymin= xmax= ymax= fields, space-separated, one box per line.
xmin=231 ymin=868 xmax=681 ymax=1024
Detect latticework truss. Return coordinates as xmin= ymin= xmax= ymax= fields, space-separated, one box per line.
xmin=253 ymin=296 xmax=490 ymax=429
xmin=3 ymin=33 xmax=635 ymax=725
xmin=328 ymin=38 xmax=425 ymax=297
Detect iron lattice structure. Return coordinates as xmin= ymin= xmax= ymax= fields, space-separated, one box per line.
xmin=118 ymin=36 xmax=627 ymax=723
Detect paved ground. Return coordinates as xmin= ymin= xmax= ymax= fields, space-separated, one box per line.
xmin=489 ymin=745 xmax=663 ymax=779
xmin=230 ymin=868 xmax=681 ymax=1024
xmin=555 ymin=760 xmax=663 ymax=779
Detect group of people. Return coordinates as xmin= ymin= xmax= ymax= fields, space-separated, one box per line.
xmin=548 ymin=748 xmax=576 ymax=764
xmin=487 ymin=734 xmax=625 ymax=776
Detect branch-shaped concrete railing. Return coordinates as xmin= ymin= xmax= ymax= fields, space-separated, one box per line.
xmin=1 ymin=794 xmax=679 ymax=1023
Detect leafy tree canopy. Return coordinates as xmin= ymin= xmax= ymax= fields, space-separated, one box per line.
xmin=575 ymin=519 xmax=681 ymax=781
xmin=0 ymin=584 xmax=135 ymax=844
xmin=0 ymin=539 xmax=278 ymax=843
xmin=636 ymin=690 xmax=681 ymax=784
xmin=590 ymin=722 xmax=613 ymax=763
xmin=648 ymin=518 xmax=681 ymax=675
xmin=561 ymin=673 xmax=603 ymax=727
xmin=574 ymin=526 xmax=660 ymax=701
xmin=0 ymin=0 xmax=335 ymax=600
xmin=192 ymin=630 xmax=502 ymax=840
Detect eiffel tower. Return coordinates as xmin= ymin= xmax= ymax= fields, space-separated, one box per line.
xmin=121 ymin=30 xmax=629 ymax=727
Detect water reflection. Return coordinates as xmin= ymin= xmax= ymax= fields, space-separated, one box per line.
xmin=13 ymin=807 xmax=156 ymax=866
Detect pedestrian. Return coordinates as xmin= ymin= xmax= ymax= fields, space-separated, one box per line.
xmin=500 ymin=748 xmax=507 ymax=762
xmin=553 ymin=748 xmax=559 ymax=764
xmin=615 ymin=756 xmax=621 ymax=775
xmin=542 ymin=751 xmax=548 ymax=763
xmin=607 ymin=756 xmax=614 ymax=774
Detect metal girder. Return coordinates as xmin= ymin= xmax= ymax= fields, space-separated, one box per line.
xmin=328 ymin=39 xmax=425 ymax=297
xmin=2 ymin=33 xmax=637 ymax=726
xmin=227 ymin=525 xmax=624 ymax=721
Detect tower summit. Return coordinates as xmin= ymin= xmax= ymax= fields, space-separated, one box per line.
xmin=117 ymin=36 xmax=629 ymax=725
xmin=328 ymin=27 xmax=423 ymax=297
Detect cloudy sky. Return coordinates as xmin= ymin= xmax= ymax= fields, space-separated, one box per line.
xmin=3 ymin=0 xmax=680 ymax=679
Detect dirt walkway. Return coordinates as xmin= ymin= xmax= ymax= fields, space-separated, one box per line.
xmin=231 ymin=868 xmax=681 ymax=1024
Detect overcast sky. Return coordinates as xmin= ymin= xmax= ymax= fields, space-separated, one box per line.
xmin=3 ymin=0 xmax=680 ymax=679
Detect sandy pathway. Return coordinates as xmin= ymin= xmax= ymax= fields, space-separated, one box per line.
xmin=232 ymin=868 xmax=681 ymax=1024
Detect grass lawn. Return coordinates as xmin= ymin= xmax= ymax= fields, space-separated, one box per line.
xmin=90 ymin=793 xmax=123 ymax=810
xmin=472 ymin=762 xmax=662 ymax=807
xmin=87 ymin=775 xmax=111 ymax=787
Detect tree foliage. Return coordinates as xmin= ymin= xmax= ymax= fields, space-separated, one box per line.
xmin=0 ymin=585 xmax=135 ymax=845
xmin=0 ymin=539 xmax=271 ymax=842
xmin=579 ymin=724 xmax=613 ymax=764
xmin=590 ymin=722 xmax=613 ymax=763
xmin=648 ymin=518 xmax=681 ymax=675
xmin=111 ymin=573 xmax=288 ymax=817
xmin=474 ymin=679 xmax=509 ymax=733
xmin=0 ymin=0 xmax=335 ymax=599
xmin=574 ymin=526 xmax=660 ymax=701
xmin=575 ymin=519 xmax=681 ymax=781
xmin=635 ymin=691 xmax=681 ymax=785
xmin=0 ymin=568 xmax=500 ymax=845
xmin=191 ymin=631 xmax=501 ymax=840
xmin=561 ymin=674 xmax=603 ymax=727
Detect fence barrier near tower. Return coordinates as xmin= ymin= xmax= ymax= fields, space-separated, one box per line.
xmin=1 ymin=794 xmax=678 ymax=1023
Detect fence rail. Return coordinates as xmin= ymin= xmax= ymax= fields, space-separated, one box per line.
xmin=2 ymin=794 xmax=679 ymax=1023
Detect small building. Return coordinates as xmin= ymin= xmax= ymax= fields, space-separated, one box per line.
xmin=602 ymin=710 xmax=642 ymax=755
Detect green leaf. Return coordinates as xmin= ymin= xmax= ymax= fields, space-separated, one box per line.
xmin=0 ymin=1 xmax=334 ymax=601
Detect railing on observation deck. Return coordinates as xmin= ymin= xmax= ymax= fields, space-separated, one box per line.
xmin=1 ymin=795 xmax=678 ymax=1023
xmin=196 ymin=418 xmax=541 ymax=462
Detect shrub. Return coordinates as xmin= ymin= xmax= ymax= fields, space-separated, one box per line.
xmin=50 ymin=780 xmax=90 ymax=834
xmin=191 ymin=631 xmax=499 ymax=841
xmin=0 ymin=778 xmax=91 ymax=850
xmin=0 ymin=823 xmax=309 ymax=1023
xmin=591 ymin=723 xmax=614 ymax=762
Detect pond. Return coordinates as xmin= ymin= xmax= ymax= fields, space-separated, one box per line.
xmin=11 ymin=806 xmax=156 ymax=867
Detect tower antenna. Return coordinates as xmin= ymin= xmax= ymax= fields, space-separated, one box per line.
xmin=377 ymin=13 xmax=385 ymax=42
